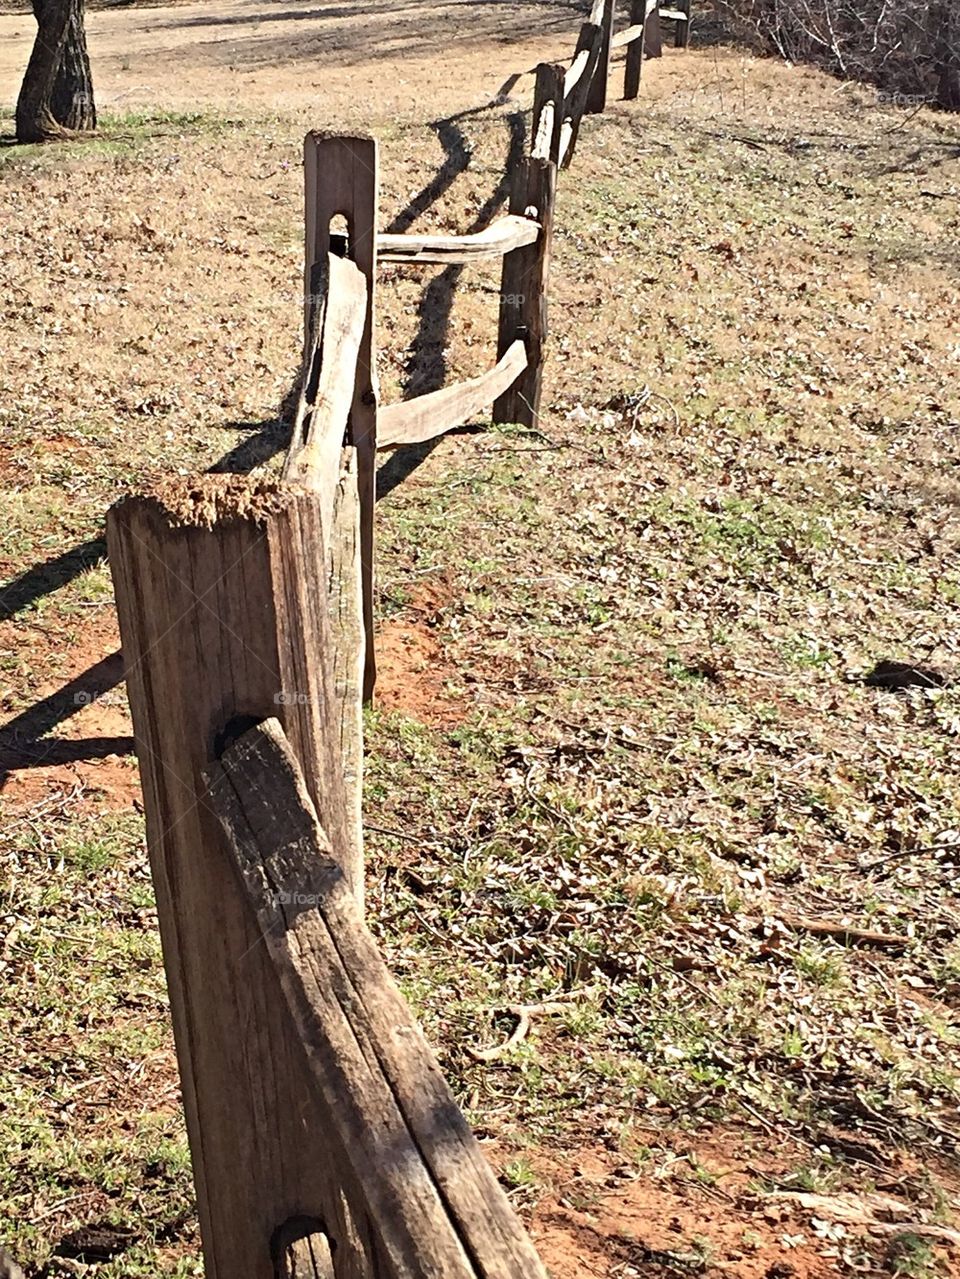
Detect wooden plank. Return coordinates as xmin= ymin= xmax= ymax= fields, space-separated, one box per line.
xmin=377 ymin=214 xmax=539 ymax=264
xmin=107 ymin=478 xmax=363 ymax=1279
xmin=560 ymin=22 xmax=602 ymax=169
xmin=282 ymin=251 xmax=366 ymax=902
xmin=205 ymin=718 xmax=549 ymax=1279
xmin=493 ymin=158 xmax=556 ymax=429
xmin=304 ymin=132 xmax=378 ymax=704
xmin=327 ymin=447 xmax=364 ymax=904
xmin=562 ymin=43 xmax=593 ymax=99
xmin=283 ymin=251 xmax=367 ymax=529
xmin=531 ymin=62 xmax=564 ymax=163
xmin=585 ymin=0 xmax=615 ymax=115
xmin=377 ymin=340 xmax=527 ymax=450
xmin=611 ymin=21 xmax=644 ymax=47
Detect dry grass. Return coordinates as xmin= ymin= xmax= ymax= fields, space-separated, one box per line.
xmin=1 ymin=30 xmax=959 ymax=1279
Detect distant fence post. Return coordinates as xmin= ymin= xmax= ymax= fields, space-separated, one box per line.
xmin=624 ymin=0 xmax=647 ymax=97
xmin=532 ymin=62 xmax=565 ymax=164
xmin=644 ymin=0 xmax=664 ymax=58
xmin=585 ymin=0 xmax=615 ymax=113
xmin=492 ymin=157 xmax=557 ymax=429
xmin=304 ymin=132 xmax=379 ymax=703
xmin=675 ymin=0 xmax=692 ymax=46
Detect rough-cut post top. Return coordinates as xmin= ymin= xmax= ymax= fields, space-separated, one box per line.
xmin=111 ymin=475 xmax=314 ymax=530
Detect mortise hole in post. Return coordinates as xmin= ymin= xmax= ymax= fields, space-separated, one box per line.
xmin=270 ymin=1215 xmax=335 ymax=1278
xmin=213 ymin=714 xmax=264 ymax=761
xmin=329 ymin=213 xmax=350 ymax=260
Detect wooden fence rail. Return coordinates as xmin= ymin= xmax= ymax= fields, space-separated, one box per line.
xmin=107 ymin=2 xmax=693 ymax=1273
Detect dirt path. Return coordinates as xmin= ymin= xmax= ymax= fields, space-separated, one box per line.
xmin=1 ymin=0 xmax=593 ymax=122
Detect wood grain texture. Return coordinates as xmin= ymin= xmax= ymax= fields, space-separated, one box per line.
xmin=283 ymin=252 xmax=367 ymax=524
xmin=206 ymin=719 xmax=549 ymax=1279
xmin=304 ymin=132 xmax=378 ymax=702
xmin=377 ymin=215 xmax=538 ymax=263
xmin=107 ymin=478 xmax=366 ymax=1279
xmin=493 ymin=157 xmax=557 ymax=429
xmin=378 ymin=340 xmax=527 ymax=449
xmin=327 ymin=448 xmax=364 ymax=900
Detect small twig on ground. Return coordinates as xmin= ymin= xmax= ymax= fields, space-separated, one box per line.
xmin=773 ymin=915 xmax=913 ymax=949
xmin=467 ymin=992 xmax=587 ymax=1063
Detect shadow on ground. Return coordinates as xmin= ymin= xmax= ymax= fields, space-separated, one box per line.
xmin=0 ymin=86 xmax=525 ymax=785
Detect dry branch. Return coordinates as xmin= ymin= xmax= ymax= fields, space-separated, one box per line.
xmin=782 ymin=916 xmax=913 ymax=948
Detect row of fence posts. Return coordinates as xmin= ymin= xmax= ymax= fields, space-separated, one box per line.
xmin=106 ymin=3 xmax=692 ymax=1274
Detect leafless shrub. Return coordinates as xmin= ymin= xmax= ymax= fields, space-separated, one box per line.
xmin=709 ymin=0 xmax=960 ymax=110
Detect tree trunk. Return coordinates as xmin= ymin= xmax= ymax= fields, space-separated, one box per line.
xmin=931 ymin=0 xmax=960 ymax=111
xmin=52 ymin=0 xmax=96 ymax=131
xmin=16 ymin=0 xmax=95 ymax=143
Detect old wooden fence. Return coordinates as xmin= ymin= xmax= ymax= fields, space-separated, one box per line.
xmin=107 ymin=3 xmax=692 ymax=1275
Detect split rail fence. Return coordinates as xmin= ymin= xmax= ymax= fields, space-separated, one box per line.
xmin=107 ymin=3 xmax=692 ymax=1275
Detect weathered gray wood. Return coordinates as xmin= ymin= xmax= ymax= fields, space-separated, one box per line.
xmin=283 ymin=251 xmax=367 ymax=527
xmin=493 ymin=158 xmax=556 ymax=429
xmin=304 ymin=132 xmax=378 ymax=703
xmin=282 ymin=245 xmax=366 ymax=902
xmin=585 ymin=0 xmax=615 ymax=114
xmin=328 ymin=447 xmax=364 ymax=892
xmin=559 ymin=22 xmax=602 ymax=169
xmin=206 ymin=719 xmax=549 ymax=1279
xmin=107 ymin=478 xmax=366 ymax=1279
xmin=531 ymin=62 xmax=564 ymax=163
xmin=377 ymin=215 xmax=538 ymax=264
xmin=378 ymin=340 xmax=527 ymax=450
xmin=611 ymin=20 xmax=644 ymax=47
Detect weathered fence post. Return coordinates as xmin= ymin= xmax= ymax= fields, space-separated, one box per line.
xmin=585 ymin=0 xmax=615 ymax=113
xmin=492 ymin=156 xmax=557 ymax=429
xmin=107 ymin=478 xmax=362 ymax=1279
xmin=644 ymin=0 xmax=664 ymax=58
xmin=624 ymin=0 xmax=648 ymax=97
xmin=304 ymin=132 xmax=379 ymax=702
xmin=559 ymin=19 xmax=603 ymax=169
xmin=532 ymin=61 xmax=565 ymax=164
xmin=675 ymin=0 xmax=692 ymax=46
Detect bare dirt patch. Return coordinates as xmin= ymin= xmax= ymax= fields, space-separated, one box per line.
xmin=376 ymin=580 xmax=464 ymax=726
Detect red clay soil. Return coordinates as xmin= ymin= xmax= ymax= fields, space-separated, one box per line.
xmin=375 ymin=580 xmax=465 ymax=727
xmin=525 ymin=1135 xmax=960 ymax=1278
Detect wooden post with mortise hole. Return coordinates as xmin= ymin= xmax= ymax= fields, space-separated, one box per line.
xmin=492 ymin=156 xmax=557 ymax=429
xmin=304 ymin=132 xmax=378 ymax=703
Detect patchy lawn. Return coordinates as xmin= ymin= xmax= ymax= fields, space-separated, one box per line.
xmin=1 ymin=25 xmax=960 ymax=1279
